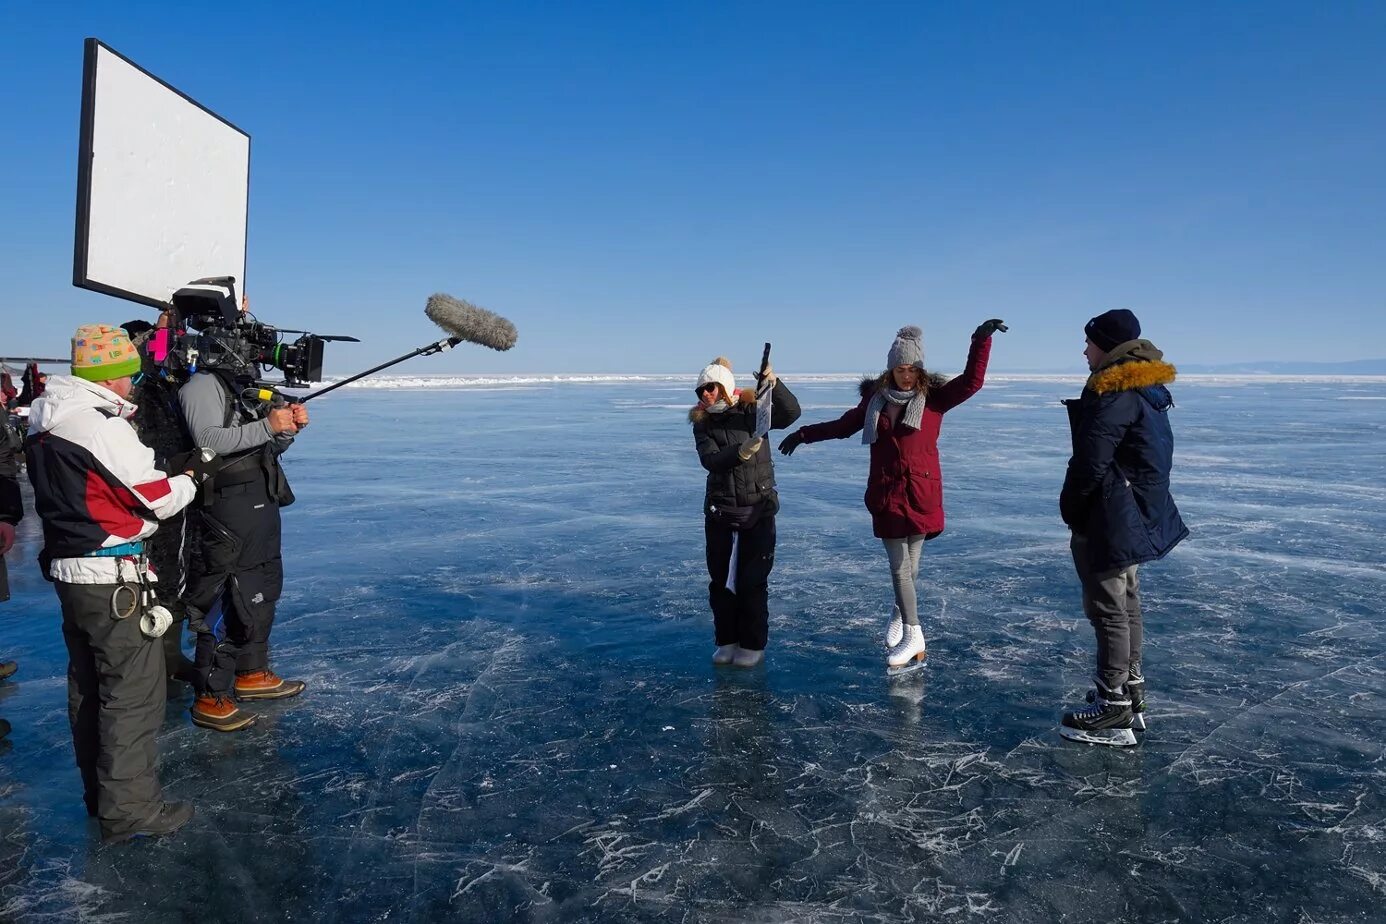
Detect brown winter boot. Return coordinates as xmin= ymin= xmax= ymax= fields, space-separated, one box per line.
xmin=191 ymin=694 xmax=257 ymax=732
xmin=234 ymin=669 xmax=306 ymax=701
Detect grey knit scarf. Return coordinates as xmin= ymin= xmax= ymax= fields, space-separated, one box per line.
xmin=863 ymin=387 xmax=925 ymax=445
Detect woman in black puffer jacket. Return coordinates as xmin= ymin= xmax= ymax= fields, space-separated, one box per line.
xmin=689 ymin=356 xmax=800 ymax=668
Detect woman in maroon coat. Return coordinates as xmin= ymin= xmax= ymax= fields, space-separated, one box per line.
xmin=778 ymin=320 xmax=1007 ymax=671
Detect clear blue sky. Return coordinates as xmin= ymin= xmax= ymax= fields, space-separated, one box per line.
xmin=2 ymin=3 xmax=1383 ymax=374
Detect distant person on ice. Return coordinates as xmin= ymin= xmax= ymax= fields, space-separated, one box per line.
xmin=1 ymin=393 xmax=22 ymax=742
xmin=1057 ymin=309 xmax=1187 ymax=747
xmin=778 ymin=321 xmax=1007 ymax=673
xmin=24 ymin=324 xmax=220 ymax=843
xmin=690 ymin=356 xmax=800 ymax=668
xmin=17 ymin=363 xmax=48 ymax=407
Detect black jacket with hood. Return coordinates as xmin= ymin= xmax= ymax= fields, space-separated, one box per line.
xmin=1060 ymin=339 xmax=1189 ymax=571
xmin=691 ymin=380 xmax=801 ymax=527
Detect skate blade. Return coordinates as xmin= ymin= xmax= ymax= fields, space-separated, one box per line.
xmin=1132 ymin=713 xmax=1147 ymax=732
xmin=886 ymin=656 xmax=927 ymax=678
xmin=1059 ymin=725 xmax=1138 ymax=747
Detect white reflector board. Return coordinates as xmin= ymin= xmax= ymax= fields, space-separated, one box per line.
xmin=74 ymin=38 xmax=249 ymax=309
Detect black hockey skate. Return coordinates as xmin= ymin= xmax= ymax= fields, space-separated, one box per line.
xmin=1086 ymin=675 xmax=1147 ymax=731
xmin=1061 ymin=689 xmax=1137 ymax=747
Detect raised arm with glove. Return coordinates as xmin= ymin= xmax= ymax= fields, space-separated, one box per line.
xmin=973 ymin=318 xmax=1008 ymax=340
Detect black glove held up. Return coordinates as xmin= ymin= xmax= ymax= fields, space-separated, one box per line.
xmin=778 ymin=431 xmax=805 ymax=456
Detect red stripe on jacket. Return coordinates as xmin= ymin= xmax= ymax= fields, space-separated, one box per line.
xmin=84 ymin=470 xmax=147 ymax=541
xmin=134 ymin=478 xmax=172 ymax=502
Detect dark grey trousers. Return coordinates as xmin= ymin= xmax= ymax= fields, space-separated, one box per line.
xmin=1070 ymin=534 xmax=1142 ymax=695
xmin=883 ymin=535 xmax=926 ymax=627
xmin=56 ymin=581 xmax=167 ymax=837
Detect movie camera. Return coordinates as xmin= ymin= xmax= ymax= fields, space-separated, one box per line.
xmin=155 ymin=277 xmax=358 ymax=389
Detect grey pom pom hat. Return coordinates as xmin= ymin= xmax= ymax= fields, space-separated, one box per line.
xmin=887 ymin=326 xmax=924 ymax=369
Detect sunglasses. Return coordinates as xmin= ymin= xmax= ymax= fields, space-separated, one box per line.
xmin=696 ymin=383 xmax=719 ymax=396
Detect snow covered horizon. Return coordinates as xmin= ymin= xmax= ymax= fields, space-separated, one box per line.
xmin=311 ymin=370 xmax=1386 ymax=391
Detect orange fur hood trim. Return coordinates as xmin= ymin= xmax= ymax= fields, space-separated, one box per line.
xmin=1089 ymin=359 xmax=1178 ymax=395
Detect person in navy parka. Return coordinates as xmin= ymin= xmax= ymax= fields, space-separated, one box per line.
xmin=1058 ymin=309 xmax=1188 ymax=747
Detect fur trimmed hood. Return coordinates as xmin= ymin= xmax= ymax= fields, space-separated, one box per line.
xmin=1087 ymin=340 xmax=1177 ymax=394
xmin=857 ymin=372 xmax=950 ymax=399
xmin=1090 ymin=360 xmax=1178 ymax=395
xmin=688 ymin=388 xmax=758 ymax=423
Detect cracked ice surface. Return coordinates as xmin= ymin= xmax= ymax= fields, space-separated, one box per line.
xmin=1 ymin=377 xmax=1384 ymax=922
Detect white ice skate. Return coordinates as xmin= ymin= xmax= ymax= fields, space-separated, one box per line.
xmin=886 ymin=625 xmax=926 ymax=677
xmin=885 ymin=606 xmax=903 ymax=649
xmin=712 ymin=644 xmax=740 ymax=666
xmin=732 ymin=647 xmax=764 ymax=668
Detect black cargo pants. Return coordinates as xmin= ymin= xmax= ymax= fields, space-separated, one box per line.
xmin=56 ymin=580 xmax=167 ymax=838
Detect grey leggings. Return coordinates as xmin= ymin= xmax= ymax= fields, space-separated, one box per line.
xmin=883 ymin=535 xmax=926 ymax=627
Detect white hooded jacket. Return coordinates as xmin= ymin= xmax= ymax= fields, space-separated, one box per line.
xmin=26 ymin=375 xmax=197 ymax=583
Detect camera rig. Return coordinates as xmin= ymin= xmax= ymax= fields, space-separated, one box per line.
xmin=157 ymin=277 xmax=357 ymax=390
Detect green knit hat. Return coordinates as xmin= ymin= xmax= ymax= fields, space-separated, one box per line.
xmin=71 ymin=324 xmax=142 ymax=382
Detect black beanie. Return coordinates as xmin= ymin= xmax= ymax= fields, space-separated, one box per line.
xmin=1084 ymin=309 xmax=1141 ymax=352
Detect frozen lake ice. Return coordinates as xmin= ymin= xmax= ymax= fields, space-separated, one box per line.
xmin=2 ymin=374 xmax=1384 ymax=921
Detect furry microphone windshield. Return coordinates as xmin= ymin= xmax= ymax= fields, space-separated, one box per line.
xmin=424 ymin=294 xmax=518 ymax=351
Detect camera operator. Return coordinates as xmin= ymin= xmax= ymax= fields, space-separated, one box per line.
xmin=178 ymin=324 xmax=307 ymax=733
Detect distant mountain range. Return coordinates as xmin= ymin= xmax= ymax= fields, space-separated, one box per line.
xmin=1000 ymin=359 xmax=1386 ymax=375
xmin=1175 ymin=359 xmax=1386 ymax=375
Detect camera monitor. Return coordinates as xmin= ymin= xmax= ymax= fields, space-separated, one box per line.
xmin=73 ymin=38 xmax=250 ymax=310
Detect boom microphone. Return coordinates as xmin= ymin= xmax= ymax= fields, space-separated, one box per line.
xmin=296 ymin=292 xmax=519 ymax=402
xmin=425 ymin=294 xmax=518 ymax=352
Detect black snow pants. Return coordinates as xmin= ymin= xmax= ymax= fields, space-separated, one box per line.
xmin=56 ymin=580 xmax=168 ymax=839
xmin=705 ymin=514 xmax=776 ymax=652
xmin=184 ymin=457 xmax=285 ymax=697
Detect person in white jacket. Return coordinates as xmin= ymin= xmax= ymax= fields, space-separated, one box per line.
xmin=25 ymin=324 xmax=219 ymax=844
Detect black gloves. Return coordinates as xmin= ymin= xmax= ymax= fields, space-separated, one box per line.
xmin=778 ymin=431 xmax=805 ymax=456
xmin=973 ymin=319 xmax=1008 ymax=340
xmin=169 ymin=448 xmax=225 ymax=485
